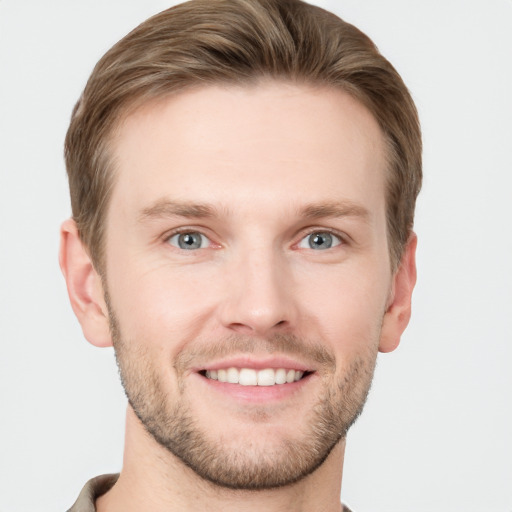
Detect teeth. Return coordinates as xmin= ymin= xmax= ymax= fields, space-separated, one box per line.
xmin=204 ymin=367 xmax=306 ymax=386
xmin=257 ymin=368 xmax=275 ymax=386
xmin=227 ymin=367 xmax=238 ymax=384
xmin=275 ymin=368 xmax=287 ymax=384
xmin=239 ymin=368 xmax=257 ymax=386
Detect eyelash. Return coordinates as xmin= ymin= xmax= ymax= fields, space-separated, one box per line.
xmin=164 ymin=228 xmax=215 ymax=250
xmin=296 ymin=228 xmax=346 ymax=250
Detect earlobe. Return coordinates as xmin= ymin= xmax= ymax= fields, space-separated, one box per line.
xmin=59 ymin=219 xmax=112 ymax=348
xmin=379 ymin=233 xmax=417 ymax=353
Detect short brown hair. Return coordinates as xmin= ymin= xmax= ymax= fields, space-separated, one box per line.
xmin=65 ymin=0 xmax=421 ymax=271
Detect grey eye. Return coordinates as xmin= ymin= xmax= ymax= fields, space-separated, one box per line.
xmin=298 ymin=231 xmax=341 ymax=250
xmin=168 ymin=232 xmax=209 ymax=250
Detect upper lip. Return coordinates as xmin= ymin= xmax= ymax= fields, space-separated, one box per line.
xmin=192 ymin=355 xmax=315 ymax=373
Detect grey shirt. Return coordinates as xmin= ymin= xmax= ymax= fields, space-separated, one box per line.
xmin=67 ymin=473 xmax=353 ymax=511
xmin=67 ymin=474 xmax=119 ymax=512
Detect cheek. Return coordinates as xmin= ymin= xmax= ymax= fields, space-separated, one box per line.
xmin=297 ymin=262 xmax=389 ymax=352
xmin=107 ymin=260 xmax=222 ymax=348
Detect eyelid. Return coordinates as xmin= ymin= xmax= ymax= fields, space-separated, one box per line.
xmin=168 ymin=232 xmax=210 ymax=250
xmin=295 ymin=227 xmax=347 ymax=249
xmin=163 ymin=227 xmax=218 ymax=249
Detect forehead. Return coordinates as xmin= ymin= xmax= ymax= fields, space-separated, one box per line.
xmin=109 ymin=81 xmax=387 ymax=221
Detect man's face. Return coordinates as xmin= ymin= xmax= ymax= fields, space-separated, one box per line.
xmin=103 ymin=82 xmax=394 ymax=489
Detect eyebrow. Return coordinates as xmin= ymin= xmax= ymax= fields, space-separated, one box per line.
xmin=138 ymin=198 xmax=370 ymax=223
xmin=299 ymin=201 xmax=370 ymax=222
xmin=139 ymin=199 xmax=221 ymax=222
xmin=299 ymin=200 xmax=370 ymax=221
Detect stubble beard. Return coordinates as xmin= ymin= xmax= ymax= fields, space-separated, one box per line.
xmin=108 ymin=305 xmax=379 ymax=491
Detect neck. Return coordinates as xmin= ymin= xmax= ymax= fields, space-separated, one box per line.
xmin=96 ymin=407 xmax=346 ymax=512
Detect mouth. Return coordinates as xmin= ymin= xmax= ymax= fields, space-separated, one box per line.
xmin=200 ymin=367 xmax=312 ymax=387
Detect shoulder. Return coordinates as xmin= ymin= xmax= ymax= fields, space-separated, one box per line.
xmin=67 ymin=474 xmax=119 ymax=512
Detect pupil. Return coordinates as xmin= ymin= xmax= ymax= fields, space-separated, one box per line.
xmin=179 ymin=233 xmax=201 ymax=249
xmin=310 ymin=232 xmax=332 ymax=249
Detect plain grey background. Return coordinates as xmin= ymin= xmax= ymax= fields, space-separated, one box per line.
xmin=1 ymin=1 xmax=511 ymax=510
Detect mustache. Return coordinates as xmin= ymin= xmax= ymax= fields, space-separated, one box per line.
xmin=174 ymin=333 xmax=336 ymax=373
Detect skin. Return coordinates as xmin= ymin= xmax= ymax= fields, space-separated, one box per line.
xmin=60 ymin=81 xmax=417 ymax=512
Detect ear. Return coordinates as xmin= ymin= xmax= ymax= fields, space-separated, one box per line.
xmin=379 ymin=233 xmax=418 ymax=353
xmin=59 ymin=219 xmax=112 ymax=347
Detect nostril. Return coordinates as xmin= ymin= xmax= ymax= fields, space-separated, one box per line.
xmin=227 ymin=320 xmax=288 ymax=335
xmin=228 ymin=322 xmax=254 ymax=334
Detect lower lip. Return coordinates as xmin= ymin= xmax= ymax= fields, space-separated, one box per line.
xmin=194 ymin=373 xmax=314 ymax=403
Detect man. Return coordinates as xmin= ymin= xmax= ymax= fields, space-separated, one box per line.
xmin=59 ymin=0 xmax=421 ymax=510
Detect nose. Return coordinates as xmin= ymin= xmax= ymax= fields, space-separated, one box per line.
xmin=218 ymin=246 xmax=298 ymax=336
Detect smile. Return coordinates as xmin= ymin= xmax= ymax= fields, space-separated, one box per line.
xmin=203 ymin=367 xmax=308 ymax=386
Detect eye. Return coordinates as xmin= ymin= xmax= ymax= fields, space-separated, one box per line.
xmin=168 ymin=231 xmax=210 ymax=250
xmin=298 ymin=231 xmax=342 ymax=250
